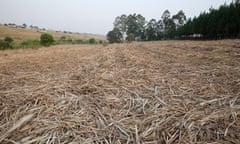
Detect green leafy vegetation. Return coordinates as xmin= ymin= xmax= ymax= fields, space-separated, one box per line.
xmin=20 ymin=39 xmax=41 ymax=48
xmin=107 ymin=28 xmax=123 ymax=43
xmin=88 ymin=38 xmax=96 ymax=44
xmin=57 ymin=36 xmax=100 ymax=45
xmin=107 ymin=0 xmax=240 ymax=42
xmin=126 ymin=33 xmax=135 ymax=42
xmin=4 ymin=36 xmax=13 ymax=43
xmin=40 ymin=33 xmax=54 ymax=46
xmin=107 ymin=11 xmax=186 ymax=42
xmin=0 ymin=37 xmax=13 ymax=50
xmin=176 ymin=0 xmax=240 ymax=39
xmin=0 ymin=27 xmax=105 ymax=50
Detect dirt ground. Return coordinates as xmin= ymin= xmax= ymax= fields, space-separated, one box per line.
xmin=0 ymin=40 xmax=240 ymax=143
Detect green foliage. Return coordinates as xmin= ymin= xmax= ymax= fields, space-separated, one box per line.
xmin=126 ymin=33 xmax=135 ymax=42
xmin=73 ymin=39 xmax=86 ymax=44
xmin=0 ymin=36 xmax=14 ymax=50
xmin=172 ymin=10 xmax=187 ymax=28
xmin=57 ymin=36 xmax=72 ymax=44
xmin=142 ymin=19 xmax=163 ymax=41
xmin=114 ymin=14 xmax=127 ymax=35
xmin=110 ymin=0 xmax=239 ymax=40
xmin=21 ymin=39 xmax=40 ymax=48
xmin=161 ymin=10 xmax=178 ymax=38
xmin=0 ymin=40 xmax=10 ymax=50
xmin=0 ymin=37 xmax=40 ymax=50
xmin=10 ymin=41 xmax=20 ymax=49
xmin=113 ymin=14 xmax=146 ymax=41
xmin=111 ymin=11 xmax=186 ymax=41
xmin=88 ymin=38 xmax=96 ymax=44
xmin=107 ymin=28 xmax=123 ymax=43
xmin=176 ymin=1 xmax=240 ymax=39
xmin=40 ymin=33 xmax=54 ymax=46
xmin=57 ymin=36 xmax=91 ymax=45
xmin=126 ymin=14 xmax=146 ymax=39
xmin=66 ymin=38 xmax=73 ymax=44
xmin=4 ymin=37 xmax=13 ymax=43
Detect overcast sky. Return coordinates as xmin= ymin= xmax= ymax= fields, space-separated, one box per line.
xmin=0 ymin=0 xmax=232 ymax=35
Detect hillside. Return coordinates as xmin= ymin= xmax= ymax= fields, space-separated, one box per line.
xmin=0 ymin=24 xmax=105 ymax=42
xmin=0 ymin=40 xmax=239 ymax=143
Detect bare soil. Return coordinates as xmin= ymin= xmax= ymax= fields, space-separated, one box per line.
xmin=0 ymin=40 xmax=240 ymax=143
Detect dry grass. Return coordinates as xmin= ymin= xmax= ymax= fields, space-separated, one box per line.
xmin=0 ymin=25 xmax=105 ymax=42
xmin=0 ymin=40 xmax=240 ymax=143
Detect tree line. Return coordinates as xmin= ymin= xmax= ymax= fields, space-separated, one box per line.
xmin=107 ymin=10 xmax=186 ymax=43
xmin=107 ymin=0 xmax=240 ymax=43
xmin=176 ymin=0 xmax=240 ymax=39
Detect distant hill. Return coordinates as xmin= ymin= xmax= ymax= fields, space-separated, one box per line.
xmin=0 ymin=24 xmax=105 ymax=42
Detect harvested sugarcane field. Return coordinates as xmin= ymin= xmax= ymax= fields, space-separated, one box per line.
xmin=0 ymin=40 xmax=240 ymax=143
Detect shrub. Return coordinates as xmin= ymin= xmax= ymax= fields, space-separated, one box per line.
xmin=89 ymin=38 xmax=96 ymax=44
xmin=75 ymin=39 xmax=84 ymax=44
xmin=0 ymin=37 xmax=14 ymax=50
xmin=67 ymin=39 xmax=73 ymax=44
xmin=4 ymin=37 xmax=13 ymax=43
xmin=10 ymin=41 xmax=21 ymax=49
xmin=0 ymin=40 xmax=9 ymax=50
xmin=20 ymin=41 xmax=28 ymax=48
xmin=21 ymin=39 xmax=40 ymax=48
xmin=40 ymin=33 xmax=54 ymax=46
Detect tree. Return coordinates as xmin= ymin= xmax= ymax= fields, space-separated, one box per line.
xmin=126 ymin=14 xmax=146 ymax=40
xmin=156 ymin=20 xmax=164 ymax=39
xmin=176 ymin=0 xmax=240 ymax=39
xmin=109 ymin=10 xmax=191 ymax=40
xmin=114 ymin=14 xmax=128 ymax=36
xmin=162 ymin=10 xmax=171 ymax=30
xmin=40 ymin=33 xmax=54 ymax=46
xmin=172 ymin=10 xmax=186 ymax=29
xmin=113 ymin=14 xmax=146 ymax=41
xmin=126 ymin=33 xmax=135 ymax=42
xmin=143 ymin=19 xmax=162 ymax=41
xmin=161 ymin=10 xmax=176 ymax=38
xmin=107 ymin=28 xmax=123 ymax=43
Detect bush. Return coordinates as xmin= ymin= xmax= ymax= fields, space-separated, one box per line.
xmin=40 ymin=33 xmax=54 ymax=46
xmin=21 ymin=39 xmax=40 ymax=48
xmin=74 ymin=39 xmax=84 ymax=44
xmin=107 ymin=28 xmax=123 ymax=43
xmin=0 ymin=40 xmax=9 ymax=50
xmin=0 ymin=37 xmax=14 ymax=50
xmin=88 ymin=38 xmax=96 ymax=44
xmin=10 ymin=41 xmax=21 ymax=49
xmin=4 ymin=37 xmax=13 ymax=43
